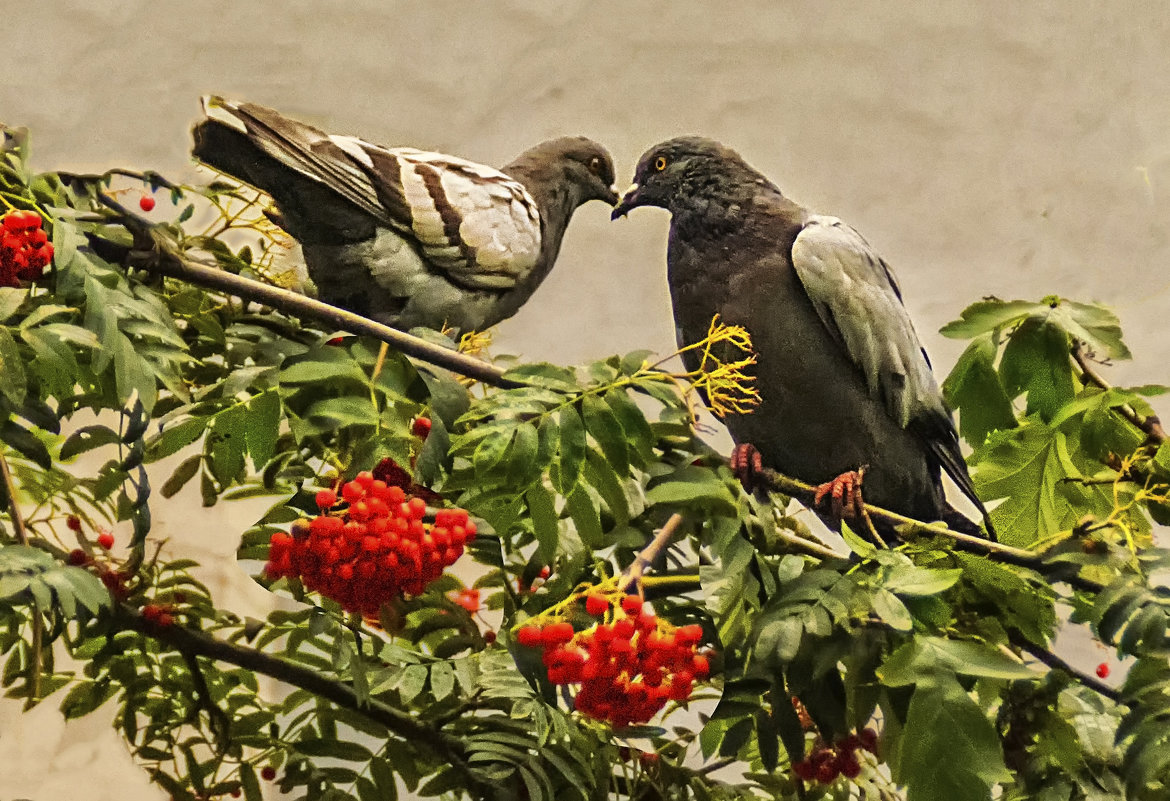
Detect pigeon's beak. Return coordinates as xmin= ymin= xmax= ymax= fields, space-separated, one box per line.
xmin=611 ymin=183 xmax=641 ymax=220
xmin=602 ymin=183 xmax=620 ymax=206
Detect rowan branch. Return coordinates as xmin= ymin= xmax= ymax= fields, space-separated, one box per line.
xmin=1013 ymin=635 xmax=1121 ymax=702
xmin=0 ymin=449 xmax=29 ymax=545
xmin=89 ymin=191 xmax=519 ymax=389
xmin=115 ymin=606 xmax=492 ymax=796
xmin=1071 ymin=341 xmax=1166 ymax=444
xmin=753 ymin=465 xmax=1105 ymax=593
xmin=619 ymin=513 xmax=686 ymax=593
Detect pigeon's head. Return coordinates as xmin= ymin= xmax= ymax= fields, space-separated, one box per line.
xmin=509 ymin=137 xmax=619 ymax=207
xmin=612 ymin=137 xmax=752 ymax=219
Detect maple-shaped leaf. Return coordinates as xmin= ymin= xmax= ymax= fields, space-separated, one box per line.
xmin=969 ymin=418 xmax=1105 ymax=546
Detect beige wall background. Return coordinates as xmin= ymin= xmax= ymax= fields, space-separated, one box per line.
xmin=2 ymin=2 xmax=1168 ymax=799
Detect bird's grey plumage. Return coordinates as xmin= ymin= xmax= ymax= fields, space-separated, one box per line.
xmin=613 ymin=136 xmax=991 ymax=532
xmin=191 ymin=96 xmax=618 ymax=332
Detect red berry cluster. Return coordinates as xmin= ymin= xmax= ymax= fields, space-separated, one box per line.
xmin=516 ymin=594 xmax=709 ymax=727
xmin=0 ymin=210 xmax=52 ymax=287
xmin=264 ymin=472 xmax=475 ymax=616
xmin=792 ymin=729 xmax=877 ymax=784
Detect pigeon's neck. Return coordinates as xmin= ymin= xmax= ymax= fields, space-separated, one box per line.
xmin=505 ymin=159 xmax=589 ymax=288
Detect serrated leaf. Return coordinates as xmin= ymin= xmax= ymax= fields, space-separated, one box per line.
xmin=526 ymin=483 xmax=559 ymax=564
xmin=553 ymin=405 xmax=586 ymax=495
xmin=999 ymin=318 xmax=1076 ymax=420
xmin=872 ymin=589 xmax=913 ymax=632
xmin=162 ymin=454 xmax=202 ymax=498
xmin=894 ymin=672 xmax=1011 ymax=801
xmin=430 ymin=661 xmax=454 ymax=702
xmin=581 ymin=393 xmax=627 ymax=475
xmin=565 ymin=487 xmax=604 ymax=549
xmin=244 ymin=390 xmax=280 ymax=468
xmin=0 ymin=287 xmax=27 ymax=323
xmin=60 ymin=424 xmax=122 ymax=460
xmin=942 ymin=333 xmax=1018 ymax=446
xmin=0 ymin=327 xmax=26 ymax=406
xmin=940 ymin=299 xmax=1042 ymax=340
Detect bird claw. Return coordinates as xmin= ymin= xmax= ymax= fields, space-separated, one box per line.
xmin=813 ymin=470 xmax=866 ymax=520
xmin=730 ymin=443 xmax=766 ymax=493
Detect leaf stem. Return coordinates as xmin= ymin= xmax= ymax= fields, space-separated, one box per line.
xmin=0 ymin=449 xmax=28 ymax=545
xmin=1071 ymin=341 xmax=1166 ymax=444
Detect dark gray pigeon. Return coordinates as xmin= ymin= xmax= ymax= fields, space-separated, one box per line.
xmin=192 ymin=96 xmax=618 ymax=332
xmin=613 ymin=136 xmax=993 ymax=537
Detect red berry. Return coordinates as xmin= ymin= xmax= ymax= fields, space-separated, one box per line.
xmin=538 ymin=566 xmax=550 ymax=579
xmin=66 ymin=514 xmax=82 ymax=532
xmin=67 ymin=548 xmax=88 ymax=566
xmin=139 ymin=195 xmax=156 ymax=212
xmin=816 ymin=760 xmax=838 ymax=784
xmin=1096 ymin=662 xmax=1110 ymax=679
xmin=542 ymin=621 xmax=575 ymax=646
xmin=411 ymin=416 xmax=432 ymax=439
xmin=620 ymin=595 xmax=643 ymax=615
xmin=315 ymin=489 xmax=337 ymax=509
xmin=157 ymin=612 xmax=174 ymax=627
xmin=260 ymin=766 xmax=277 ymax=781
xmin=483 ymin=630 xmax=496 ymax=645
xmin=97 ymin=531 xmax=115 ymax=549
xmin=517 ymin=625 xmax=543 ymax=648
xmin=638 ymin=752 xmax=659 ymax=767
xmin=341 ymin=481 xmax=364 ymax=503
xmin=838 ymin=752 xmax=861 ymax=779
xmin=142 ymin=604 xmax=161 ymax=621
xmin=859 ymin=727 xmax=878 ymax=753
xmin=585 ymin=594 xmax=609 ymax=617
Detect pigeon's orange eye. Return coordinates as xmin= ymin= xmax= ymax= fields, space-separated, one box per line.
xmin=654 ymin=156 xmax=668 ymax=171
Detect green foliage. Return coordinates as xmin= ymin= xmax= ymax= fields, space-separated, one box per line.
xmin=0 ymin=125 xmax=1168 ymax=801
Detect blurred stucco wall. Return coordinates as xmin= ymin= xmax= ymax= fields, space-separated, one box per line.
xmin=2 ymin=2 xmax=1168 ymax=799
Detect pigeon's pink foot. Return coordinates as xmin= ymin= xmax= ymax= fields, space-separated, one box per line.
xmin=730 ymin=443 xmax=765 ymax=492
xmin=813 ymin=470 xmax=865 ymax=520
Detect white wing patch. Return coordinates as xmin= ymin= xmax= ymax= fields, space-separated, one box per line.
xmin=790 ymin=216 xmax=941 ymax=429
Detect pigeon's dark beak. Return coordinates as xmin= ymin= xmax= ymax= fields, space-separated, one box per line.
xmin=611 ymin=182 xmax=642 ymax=220
xmin=602 ymin=184 xmax=620 ymax=206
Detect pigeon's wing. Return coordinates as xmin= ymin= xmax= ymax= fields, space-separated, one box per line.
xmin=789 ymin=215 xmax=984 ymax=514
xmin=199 ymin=97 xmax=542 ymax=292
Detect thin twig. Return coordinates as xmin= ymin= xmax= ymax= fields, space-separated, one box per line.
xmin=1013 ymin=635 xmax=1121 ymax=702
xmin=754 ymin=465 xmax=1105 ymax=593
xmin=619 ymin=513 xmax=686 ymax=593
xmin=92 ymin=191 xmax=519 ymax=389
xmin=0 ymin=449 xmax=29 ymax=545
xmin=1071 ymin=341 xmax=1166 ymax=444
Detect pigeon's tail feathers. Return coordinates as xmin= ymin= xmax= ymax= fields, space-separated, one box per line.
xmin=191 ymin=97 xmax=379 ymax=244
xmin=930 ymin=439 xmax=997 ymax=540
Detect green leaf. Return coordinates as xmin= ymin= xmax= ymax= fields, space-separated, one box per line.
xmin=580 ymin=393 xmax=627 ymax=475
xmin=245 ymin=390 xmax=281 ymax=468
xmin=999 ymin=318 xmax=1076 ymax=420
xmin=871 ymin=589 xmax=913 ymax=632
xmin=893 ymin=672 xmax=1010 ymax=801
xmin=565 ymin=487 xmax=604 ymax=549
xmin=526 ymin=483 xmax=559 ymax=564
xmin=60 ymin=425 xmax=122 ymax=461
xmin=885 ymin=566 xmax=962 ymax=597
xmin=645 ymin=465 xmax=736 ymax=514
xmin=604 ymin=387 xmax=654 ymax=463
xmin=941 ymin=333 xmax=1017 ymax=446
xmin=971 ymin=421 xmax=1097 ymax=547
xmin=161 ymin=454 xmax=202 ymax=498
xmin=553 ymin=405 xmax=586 ymax=495
xmin=940 ymin=299 xmax=1042 ymax=340
xmin=294 ymin=739 xmax=374 ymax=761
xmin=0 ymin=327 xmax=26 ymax=406
xmin=207 ymin=405 xmax=247 ymax=483
xmin=1 ymin=420 xmax=50 ymax=468
xmin=146 ymin=416 xmax=210 ymax=461
xmin=430 ymin=661 xmax=455 ymax=702
xmin=304 ymin=396 xmax=376 ymax=427
xmin=0 ymin=287 xmax=27 ymax=323
xmin=878 ymin=637 xmax=1035 ymax=685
